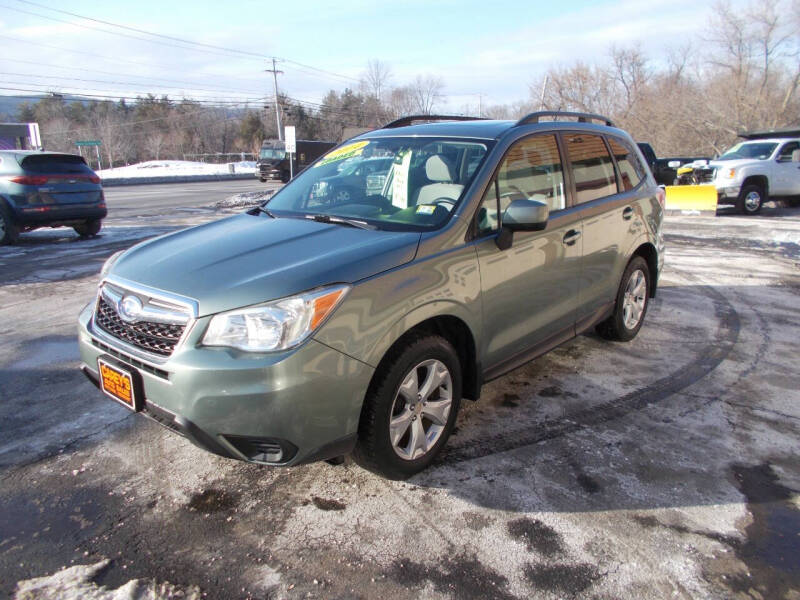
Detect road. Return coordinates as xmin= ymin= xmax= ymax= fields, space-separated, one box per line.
xmin=1 ymin=193 xmax=799 ymax=600
xmin=103 ymin=179 xmax=279 ymax=220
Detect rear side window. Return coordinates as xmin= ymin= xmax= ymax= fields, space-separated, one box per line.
xmin=565 ymin=134 xmax=617 ymax=204
xmin=21 ymin=154 xmax=92 ymax=174
xmin=608 ymin=137 xmax=645 ymax=191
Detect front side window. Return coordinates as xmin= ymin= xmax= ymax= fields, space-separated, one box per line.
xmin=565 ymin=134 xmax=617 ymax=204
xmin=476 ymin=134 xmax=566 ymax=235
xmin=777 ymin=142 xmax=800 ymax=162
xmin=608 ymin=137 xmax=645 ymax=191
xmin=265 ymin=137 xmax=491 ymax=231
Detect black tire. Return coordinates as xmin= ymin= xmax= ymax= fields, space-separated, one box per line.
xmin=596 ymin=256 xmax=650 ymax=342
xmin=259 ymin=177 xmax=267 ymax=183
xmin=737 ymin=183 xmax=765 ymax=215
xmin=280 ymin=170 xmax=290 ymax=183
xmin=73 ymin=219 xmax=102 ymax=237
xmin=352 ymin=334 xmax=462 ymax=479
xmin=0 ymin=203 xmax=19 ymax=245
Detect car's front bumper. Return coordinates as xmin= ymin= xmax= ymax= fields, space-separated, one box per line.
xmin=715 ymin=183 xmax=741 ymax=202
xmin=77 ymin=302 xmax=373 ymax=465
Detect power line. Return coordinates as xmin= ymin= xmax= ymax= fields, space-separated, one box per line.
xmin=2 ymin=58 xmax=265 ymax=96
xmin=0 ymin=85 xmax=264 ymax=106
xmin=15 ymin=0 xmax=267 ymax=59
xmin=8 ymin=1 xmax=361 ymax=84
xmin=0 ymin=34 xmax=266 ymax=86
xmin=0 ymin=72 xmax=264 ymax=98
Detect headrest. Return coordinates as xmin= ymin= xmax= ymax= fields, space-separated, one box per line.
xmin=425 ymin=155 xmax=453 ymax=182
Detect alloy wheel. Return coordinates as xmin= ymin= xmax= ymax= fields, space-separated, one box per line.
xmin=389 ymin=359 xmax=453 ymax=460
xmin=622 ymin=269 xmax=647 ymax=330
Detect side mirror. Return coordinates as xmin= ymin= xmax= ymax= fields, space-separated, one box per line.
xmin=502 ymin=199 xmax=549 ymax=232
xmin=667 ymin=160 xmax=681 ymax=168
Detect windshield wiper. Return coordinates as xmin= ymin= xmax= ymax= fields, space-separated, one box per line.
xmin=307 ymin=214 xmax=375 ymax=230
xmin=256 ymin=205 xmax=277 ymax=218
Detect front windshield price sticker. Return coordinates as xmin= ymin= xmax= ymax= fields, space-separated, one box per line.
xmin=315 ymin=141 xmax=370 ymax=167
xmin=416 ymin=205 xmax=436 ymax=215
xmin=391 ymin=150 xmax=413 ymax=209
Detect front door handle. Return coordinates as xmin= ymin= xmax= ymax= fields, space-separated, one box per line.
xmin=622 ymin=206 xmax=634 ymax=220
xmin=563 ymin=229 xmax=581 ymax=246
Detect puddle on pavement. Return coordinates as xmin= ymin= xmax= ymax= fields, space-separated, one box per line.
xmin=186 ymin=489 xmax=240 ymax=514
xmin=726 ymin=463 xmax=800 ymax=598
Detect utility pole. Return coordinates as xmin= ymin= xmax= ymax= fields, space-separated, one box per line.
xmin=539 ymin=75 xmax=549 ymax=111
xmin=265 ymin=58 xmax=284 ymax=141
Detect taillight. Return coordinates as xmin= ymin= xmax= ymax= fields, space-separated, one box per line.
xmin=656 ymin=186 xmax=666 ymax=209
xmin=9 ymin=175 xmax=48 ymax=185
xmin=89 ymin=175 xmax=101 ymax=184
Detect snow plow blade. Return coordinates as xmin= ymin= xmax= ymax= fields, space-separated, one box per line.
xmin=664 ymin=185 xmax=717 ymax=215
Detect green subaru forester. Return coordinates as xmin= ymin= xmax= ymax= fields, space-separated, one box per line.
xmin=78 ymin=112 xmax=664 ymax=479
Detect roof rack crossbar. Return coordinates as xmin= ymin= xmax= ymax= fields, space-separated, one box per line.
xmin=516 ymin=111 xmax=615 ymax=127
xmin=382 ymin=115 xmax=488 ymax=129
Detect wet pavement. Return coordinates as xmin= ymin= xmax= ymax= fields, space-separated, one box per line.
xmin=1 ymin=194 xmax=798 ymax=599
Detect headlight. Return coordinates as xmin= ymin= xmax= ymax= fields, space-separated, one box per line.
xmin=202 ymin=285 xmax=349 ymax=352
xmin=100 ymin=250 xmax=124 ymax=278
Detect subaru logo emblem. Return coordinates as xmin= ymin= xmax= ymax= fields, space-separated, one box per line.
xmin=118 ymin=295 xmax=143 ymax=323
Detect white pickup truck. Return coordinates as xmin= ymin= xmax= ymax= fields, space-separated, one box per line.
xmin=710 ymin=133 xmax=800 ymax=214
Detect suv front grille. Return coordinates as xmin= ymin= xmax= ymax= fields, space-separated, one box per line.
xmin=95 ymin=295 xmax=185 ymax=357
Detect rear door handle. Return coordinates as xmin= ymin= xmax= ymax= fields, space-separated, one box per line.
xmin=563 ymin=229 xmax=581 ymax=246
xmin=622 ymin=206 xmax=634 ymax=220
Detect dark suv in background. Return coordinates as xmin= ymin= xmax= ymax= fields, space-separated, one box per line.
xmin=0 ymin=150 xmax=106 ymax=245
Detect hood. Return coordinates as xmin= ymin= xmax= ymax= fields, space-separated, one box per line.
xmin=709 ymin=158 xmax=763 ymax=169
xmin=111 ymin=213 xmax=420 ymax=316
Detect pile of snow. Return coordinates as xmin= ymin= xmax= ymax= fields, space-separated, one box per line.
xmin=215 ymin=189 xmax=275 ymax=209
xmin=98 ymin=160 xmax=256 ymax=179
xmin=13 ymin=559 xmax=200 ymax=599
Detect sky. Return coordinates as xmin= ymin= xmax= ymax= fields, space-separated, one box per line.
xmin=0 ymin=0 xmax=742 ymax=114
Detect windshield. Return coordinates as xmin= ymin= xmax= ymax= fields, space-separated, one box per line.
xmin=259 ymin=147 xmax=286 ymax=160
xmin=264 ymin=137 xmax=491 ymax=231
xmin=717 ymin=142 xmax=778 ymax=161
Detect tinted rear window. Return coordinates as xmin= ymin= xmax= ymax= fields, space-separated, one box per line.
xmin=608 ymin=137 xmax=645 ymax=191
xmin=21 ymin=154 xmax=93 ymax=174
xmin=565 ymin=134 xmax=617 ymax=204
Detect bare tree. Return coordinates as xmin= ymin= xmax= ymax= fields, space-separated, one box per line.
xmin=361 ymin=59 xmax=392 ymax=102
xmin=409 ymin=75 xmax=444 ymax=114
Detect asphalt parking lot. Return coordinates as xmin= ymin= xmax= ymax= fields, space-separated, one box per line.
xmin=1 ymin=182 xmax=799 ymax=599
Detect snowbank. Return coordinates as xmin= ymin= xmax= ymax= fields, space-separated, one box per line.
xmin=98 ymin=160 xmax=256 ymax=179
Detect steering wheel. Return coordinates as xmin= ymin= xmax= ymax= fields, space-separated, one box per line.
xmin=432 ymin=197 xmax=457 ymax=210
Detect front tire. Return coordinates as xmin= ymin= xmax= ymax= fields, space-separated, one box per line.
xmin=353 ymin=334 xmax=462 ymax=479
xmin=596 ymin=256 xmax=650 ymax=342
xmin=74 ymin=219 xmax=102 ymax=237
xmin=737 ymin=184 xmax=765 ymax=215
xmin=0 ymin=203 xmax=19 ymax=245
xmin=280 ymin=170 xmax=290 ymax=184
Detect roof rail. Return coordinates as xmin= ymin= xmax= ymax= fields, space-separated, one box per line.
xmin=382 ymin=115 xmax=488 ymax=129
xmin=516 ymin=111 xmax=615 ymax=127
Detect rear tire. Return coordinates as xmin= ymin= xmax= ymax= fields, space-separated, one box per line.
xmin=74 ymin=219 xmax=102 ymax=237
xmin=0 ymin=204 xmax=19 ymax=245
xmin=280 ymin=170 xmax=290 ymax=183
xmin=259 ymin=177 xmax=267 ymax=183
xmin=353 ymin=334 xmax=462 ymax=480
xmin=737 ymin=184 xmax=765 ymax=215
xmin=596 ymin=256 xmax=650 ymax=342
